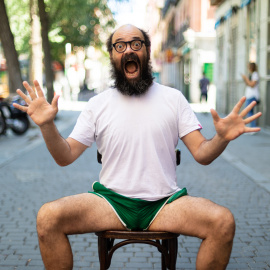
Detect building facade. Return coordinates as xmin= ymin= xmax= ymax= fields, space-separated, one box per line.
xmin=146 ymin=0 xmax=216 ymax=103
xmin=211 ymin=0 xmax=270 ymax=128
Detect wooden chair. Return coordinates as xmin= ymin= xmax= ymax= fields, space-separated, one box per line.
xmin=95 ymin=149 xmax=181 ymax=270
xmin=95 ymin=230 xmax=179 ymax=270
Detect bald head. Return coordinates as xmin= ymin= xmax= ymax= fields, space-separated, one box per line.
xmin=113 ymin=24 xmax=142 ymax=40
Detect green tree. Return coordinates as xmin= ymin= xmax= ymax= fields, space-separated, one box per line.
xmin=47 ymin=0 xmax=116 ymax=62
xmin=5 ymin=0 xmax=30 ymax=55
xmin=39 ymin=0 xmax=117 ymax=103
xmin=38 ymin=0 xmax=55 ymax=103
xmin=29 ymin=0 xmax=43 ymax=85
xmin=0 ymin=0 xmax=23 ymax=94
xmin=4 ymin=0 xmax=125 ymax=100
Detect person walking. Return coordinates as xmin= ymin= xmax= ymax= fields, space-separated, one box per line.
xmin=13 ymin=25 xmax=261 ymax=270
xmin=199 ymin=72 xmax=210 ymax=103
xmin=241 ymin=62 xmax=260 ymax=128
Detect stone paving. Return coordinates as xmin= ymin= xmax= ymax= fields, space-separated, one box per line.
xmin=0 ymin=110 xmax=269 ymax=269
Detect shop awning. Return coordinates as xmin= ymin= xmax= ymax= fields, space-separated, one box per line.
xmin=215 ymin=0 xmax=252 ymax=29
xmin=240 ymin=0 xmax=252 ymax=8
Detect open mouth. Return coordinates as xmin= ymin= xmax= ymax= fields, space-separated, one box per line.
xmin=125 ymin=60 xmax=138 ymax=74
xmin=124 ymin=60 xmax=139 ymax=75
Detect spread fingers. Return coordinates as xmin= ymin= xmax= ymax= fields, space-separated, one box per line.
xmin=22 ymin=81 xmax=38 ymax=100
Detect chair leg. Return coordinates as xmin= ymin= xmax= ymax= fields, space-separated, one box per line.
xmin=161 ymin=239 xmax=168 ymax=270
xmin=98 ymin=236 xmax=108 ymax=270
xmin=168 ymin=237 xmax=178 ymax=270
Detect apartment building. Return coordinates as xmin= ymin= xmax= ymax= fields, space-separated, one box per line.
xmin=146 ymin=0 xmax=216 ymax=103
xmin=211 ymin=0 xmax=270 ymax=128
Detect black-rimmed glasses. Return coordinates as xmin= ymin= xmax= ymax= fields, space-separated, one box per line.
xmin=112 ymin=40 xmax=145 ymax=53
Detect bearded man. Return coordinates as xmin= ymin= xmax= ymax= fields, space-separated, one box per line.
xmin=14 ymin=24 xmax=261 ymax=270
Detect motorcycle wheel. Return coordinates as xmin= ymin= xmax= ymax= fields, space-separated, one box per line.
xmin=11 ymin=116 xmax=29 ymax=135
xmin=0 ymin=111 xmax=7 ymax=135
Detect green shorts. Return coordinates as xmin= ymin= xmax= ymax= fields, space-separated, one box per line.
xmin=89 ymin=181 xmax=187 ymax=231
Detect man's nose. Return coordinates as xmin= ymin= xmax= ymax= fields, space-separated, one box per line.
xmin=125 ymin=43 xmax=133 ymax=53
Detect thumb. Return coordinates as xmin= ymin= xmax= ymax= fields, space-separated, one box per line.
xmin=210 ymin=108 xmax=220 ymax=123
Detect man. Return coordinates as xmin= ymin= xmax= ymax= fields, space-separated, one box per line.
xmin=14 ymin=25 xmax=261 ymax=270
xmin=199 ymin=72 xmax=210 ymax=103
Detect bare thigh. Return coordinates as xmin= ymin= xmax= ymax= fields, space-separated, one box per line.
xmin=148 ymin=195 xmax=232 ymax=239
xmin=37 ymin=193 xmax=126 ymax=235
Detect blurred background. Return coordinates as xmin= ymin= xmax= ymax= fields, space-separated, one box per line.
xmin=0 ymin=0 xmax=269 ymax=128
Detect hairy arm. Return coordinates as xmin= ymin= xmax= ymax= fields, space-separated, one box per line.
xmin=182 ymin=130 xmax=229 ymax=165
xmin=182 ymin=97 xmax=261 ymax=165
xmin=13 ymin=80 xmax=87 ymax=166
xmin=39 ymin=122 xmax=87 ymax=166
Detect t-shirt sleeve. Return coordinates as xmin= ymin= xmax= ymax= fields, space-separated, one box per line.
xmin=68 ymin=103 xmax=96 ymax=147
xmin=252 ymin=72 xmax=259 ymax=83
xmin=177 ymin=93 xmax=202 ymax=138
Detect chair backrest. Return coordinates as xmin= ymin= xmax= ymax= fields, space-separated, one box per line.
xmin=97 ymin=149 xmax=181 ymax=166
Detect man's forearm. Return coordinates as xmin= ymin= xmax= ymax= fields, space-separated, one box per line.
xmin=40 ymin=122 xmax=73 ymax=166
xmin=195 ymin=134 xmax=229 ymax=165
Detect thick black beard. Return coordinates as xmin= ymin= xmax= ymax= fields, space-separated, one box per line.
xmin=110 ymin=53 xmax=154 ymax=96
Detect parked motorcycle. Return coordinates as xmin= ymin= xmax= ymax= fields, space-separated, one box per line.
xmin=0 ymin=96 xmax=30 ymax=135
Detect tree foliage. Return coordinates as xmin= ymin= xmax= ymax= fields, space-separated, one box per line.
xmin=5 ymin=0 xmax=30 ymax=54
xmin=6 ymin=0 xmax=117 ymax=63
xmin=2 ymin=0 xmax=126 ymax=97
xmin=0 ymin=0 xmax=23 ymax=93
xmin=47 ymin=0 xmax=116 ymax=62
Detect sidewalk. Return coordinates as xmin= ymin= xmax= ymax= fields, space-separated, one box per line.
xmin=0 ymin=101 xmax=83 ymax=168
xmin=191 ymin=103 xmax=270 ymax=194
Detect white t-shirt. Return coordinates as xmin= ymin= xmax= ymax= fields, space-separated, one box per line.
xmin=245 ymin=71 xmax=259 ymax=100
xmin=69 ymin=82 xmax=202 ymax=201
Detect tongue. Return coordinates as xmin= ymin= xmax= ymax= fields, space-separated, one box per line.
xmin=125 ymin=62 xmax=137 ymax=73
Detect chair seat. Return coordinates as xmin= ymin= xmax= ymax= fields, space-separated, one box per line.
xmin=95 ymin=230 xmax=179 ymax=240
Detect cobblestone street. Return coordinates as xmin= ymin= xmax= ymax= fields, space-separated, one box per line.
xmin=0 ymin=110 xmax=269 ymax=270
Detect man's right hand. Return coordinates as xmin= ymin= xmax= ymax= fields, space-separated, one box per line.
xmin=13 ymin=80 xmax=59 ymax=127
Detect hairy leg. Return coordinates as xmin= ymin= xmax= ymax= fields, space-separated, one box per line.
xmin=36 ymin=193 xmax=125 ymax=270
xmin=148 ymin=196 xmax=235 ymax=270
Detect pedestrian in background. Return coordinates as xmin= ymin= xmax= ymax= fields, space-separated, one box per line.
xmin=199 ymin=72 xmax=210 ymax=103
xmin=241 ymin=62 xmax=260 ymax=128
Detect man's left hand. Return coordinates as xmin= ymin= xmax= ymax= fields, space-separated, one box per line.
xmin=210 ymin=97 xmax=262 ymax=142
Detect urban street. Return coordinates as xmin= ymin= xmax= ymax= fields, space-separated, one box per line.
xmin=0 ymin=107 xmax=269 ymax=270
xmin=1 ymin=0 xmax=270 ymax=269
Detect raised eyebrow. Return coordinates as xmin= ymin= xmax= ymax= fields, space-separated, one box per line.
xmin=114 ymin=37 xmax=142 ymax=43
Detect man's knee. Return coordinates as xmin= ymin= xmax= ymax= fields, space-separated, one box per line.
xmin=36 ymin=202 xmax=61 ymax=241
xmin=212 ymin=207 xmax=235 ymax=242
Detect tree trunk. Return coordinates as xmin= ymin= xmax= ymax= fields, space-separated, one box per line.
xmin=29 ymin=0 xmax=43 ymax=86
xmin=38 ymin=0 xmax=54 ymax=103
xmin=0 ymin=0 xmax=23 ymax=94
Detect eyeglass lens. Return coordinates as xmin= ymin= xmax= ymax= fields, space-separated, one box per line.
xmin=115 ymin=40 xmax=142 ymax=53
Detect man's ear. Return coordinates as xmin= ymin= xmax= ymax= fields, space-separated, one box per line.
xmin=109 ymin=51 xmax=113 ymax=59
